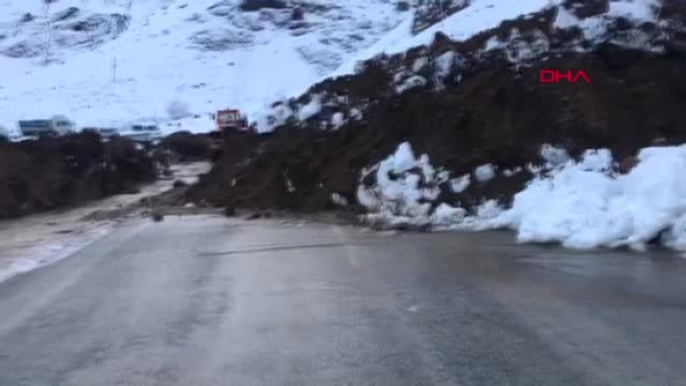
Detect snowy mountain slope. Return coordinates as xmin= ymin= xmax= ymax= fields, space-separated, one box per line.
xmin=0 ymin=0 xmax=408 ymax=133
xmin=257 ymin=0 xmax=673 ymax=134
xmin=0 ymin=0 xmax=667 ymax=135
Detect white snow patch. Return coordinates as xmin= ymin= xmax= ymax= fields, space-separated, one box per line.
xmin=503 ymin=167 xmax=523 ymax=177
xmin=412 ymin=56 xmax=429 ymax=73
xmin=485 ymin=36 xmax=505 ymax=51
xmin=553 ymin=0 xmax=660 ymax=44
xmin=285 ymin=174 xmax=296 ymax=193
xmin=331 ymin=193 xmax=349 ymax=207
xmin=434 ymin=51 xmax=456 ymax=78
xmin=298 ymin=95 xmax=323 ymax=121
xmin=504 ymin=29 xmax=550 ymax=64
xmin=540 ymin=144 xmax=571 ymax=167
xmin=331 ymin=112 xmax=346 ymax=130
xmin=350 ymin=108 xmax=364 ymax=121
xmin=358 ymin=142 xmax=505 ymax=229
xmin=432 ymin=203 xmax=467 ymax=226
xmin=358 ymin=142 xmax=439 ymax=218
xmin=450 ymin=174 xmax=471 ymax=193
xmin=491 ymin=145 xmax=686 ymax=251
xmin=357 ymin=140 xmax=686 ymax=253
xmin=258 ymin=102 xmax=293 ymax=133
xmin=393 ymin=142 xmax=418 ymax=173
xmin=396 ymin=75 xmax=427 ymax=94
xmin=474 ymin=164 xmax=497 ymax=183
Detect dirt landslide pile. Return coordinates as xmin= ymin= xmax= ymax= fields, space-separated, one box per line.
xmin=0 ymin=132 xmax=157 ymax=218
xmin=189 ymin=1 xmax=686 ymax=215
xmin=158 ymin=131 xmax=213 ymax=162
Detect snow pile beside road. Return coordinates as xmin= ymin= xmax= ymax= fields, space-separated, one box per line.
xmin=492 ymin=145 xmax=686 ymax=251
xmin=360 ymin=142 xmax=686 ymax=252
xmin=357 ymin=142 xmax=500 ymax=229
xmin=357 ymin=142 xmax=444 ymax=219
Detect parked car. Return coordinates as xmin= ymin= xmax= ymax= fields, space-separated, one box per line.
xmin=18 ymin=115 xmax=76 ymax=137
xmin=122 ymin=124 xmax=162 ymax=143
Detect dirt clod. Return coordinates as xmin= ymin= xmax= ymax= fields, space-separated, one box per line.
xmin=151 ymin=211 xmax=165 ymax=222
xmin=224 ymin=206 xmax=237 ymax=217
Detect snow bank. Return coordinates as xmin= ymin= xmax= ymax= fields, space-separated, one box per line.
xmin=357 ymin=142 xmax=445 ymax=219
xmin=357 ymin=142 xmax=502 ymax=228
xmin=492 ymin=145 xmax=686 ymax=251
xmin=359 ymin=142 xmax=686 ymax=253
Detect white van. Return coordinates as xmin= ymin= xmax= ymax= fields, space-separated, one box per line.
xmin=122 ymin=123 xmax=162 ymax=143
xmin=18 ymin=115 xmax=76 ymax=137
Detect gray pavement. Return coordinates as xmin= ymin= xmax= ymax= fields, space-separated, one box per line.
xmin=1 ymin=216 xmax=685 ymax=386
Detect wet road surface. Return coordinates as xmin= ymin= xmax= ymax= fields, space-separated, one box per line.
xmin=1 ymin=216 xmax=685 ymax=386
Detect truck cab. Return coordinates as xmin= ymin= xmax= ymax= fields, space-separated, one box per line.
xmin=208 ymin=109 xmax=251 ymax=159
xmin=216 ymin=109 xmax=248 ymax=133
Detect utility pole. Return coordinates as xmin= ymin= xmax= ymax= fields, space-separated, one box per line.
xmin=438 ymin=0 xmax=445 ymax=29
xmin=111 ymin=57 xmax=117 ymax=83
xmin=43 ymin=0 xmax=53 ymax=65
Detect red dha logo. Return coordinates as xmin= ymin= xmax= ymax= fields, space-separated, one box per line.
xmin=540 ymin=69 xmax=591 ymax=84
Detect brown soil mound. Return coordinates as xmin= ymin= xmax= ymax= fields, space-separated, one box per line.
xmin=189 ymin=5 xmax=686 ymax=214
xmin=0 ymin=132 xmax=157 ymax=218
xmin=158 ymin=131 xmax=213 ymax=162
xmin=189 ymin=46 xmax=686 ymax=213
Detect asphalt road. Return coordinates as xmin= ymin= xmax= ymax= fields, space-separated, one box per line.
xmin=1 ymin=216 xmax=686 ymax=386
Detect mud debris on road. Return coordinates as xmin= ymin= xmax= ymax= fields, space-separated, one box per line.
xmin=0 ymin=161 xmax=211 ymax=283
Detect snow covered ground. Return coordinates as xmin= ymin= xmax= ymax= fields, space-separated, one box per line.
xmin=0 ymin=0 xmax=408 ymax=134
xmin=359 ymin=142 xmax=686 ymax=254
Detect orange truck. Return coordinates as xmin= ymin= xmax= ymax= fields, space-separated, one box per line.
xmin=208 ymin=109 xmax=251 ymax=155
xmin=216 ymin=109 xmax=248 ymax=133
xmin=209 ymin=109 xmax=253 ymax=157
